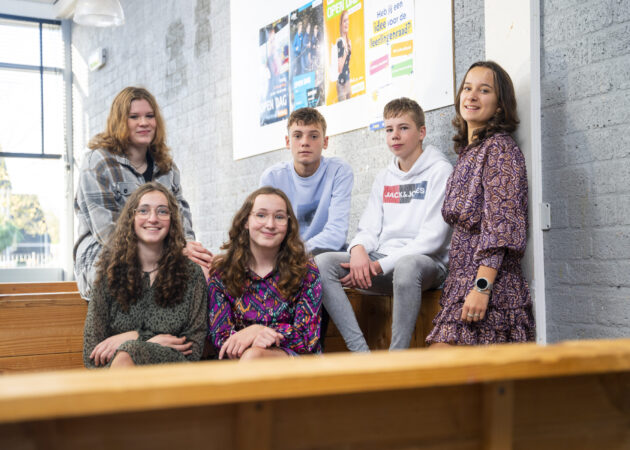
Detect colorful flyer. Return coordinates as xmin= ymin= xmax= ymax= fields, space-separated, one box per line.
xmin=289 ymin=1 xmax=325 ymax=111
xmin=324 ymin=0 xmax=366 ymax=105
xmin=259 ymin=16 xmax=290 ymax=126
xmin=365 ymin=0 xmax=414 ymax=130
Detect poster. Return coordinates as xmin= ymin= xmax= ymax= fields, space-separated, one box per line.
xmin=324 ymin=0 xmax=366 ymax=105
xmin=289 ymin=1 xmax=326 ymax=110
xmin=365 ymin=0 xmax=415 ymax=130
xmin=231 ymin=0 xmax=454 ymax=160
xmin=259 ymin=17 xmax=290 ymax=126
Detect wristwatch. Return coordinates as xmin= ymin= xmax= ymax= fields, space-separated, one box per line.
xmin=474 ymin=277 xmax=493 ymax=294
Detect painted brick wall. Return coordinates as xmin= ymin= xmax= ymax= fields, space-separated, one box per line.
xmin=68 ymin=0 xmax=630 ymax=343
xmin=541 ymin=0 xmax=630 ymax=340
xmin=72 ymin=0 xmax=484 ymax=253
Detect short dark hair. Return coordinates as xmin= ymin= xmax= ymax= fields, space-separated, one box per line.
xmin=383 ymin=97 xmax=425 ymax=129
xmin=287 ymin=107 xmax=327 ymax=135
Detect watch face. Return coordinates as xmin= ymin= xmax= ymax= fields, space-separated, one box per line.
xmin=476 ymin=278 xmax=489 ymax=290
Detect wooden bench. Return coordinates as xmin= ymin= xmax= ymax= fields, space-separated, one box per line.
xmin=0 ymin=338 xmax=628 ymax=449
xmin=0 ymin=281 xmax=79 ymax=294
xmin=0 ymin=281 xmax=441 ymax=372
xmin=325 ymin=288 xmax=442 ymax=352
xmin=0 ymin=290 xmax=86 ymax=374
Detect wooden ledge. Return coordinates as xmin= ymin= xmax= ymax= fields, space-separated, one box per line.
xmin=1 ymin=338 xmax=629 ymax=424
xmin=0 ymin=281 xmax=79 ymax=294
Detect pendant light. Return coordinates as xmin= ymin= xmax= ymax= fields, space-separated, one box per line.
xmin=73 ymin=0 xmax=125 ymax=27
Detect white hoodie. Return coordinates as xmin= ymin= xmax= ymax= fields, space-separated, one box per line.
xmin=349 ymin=145 xmax=453 ymax=275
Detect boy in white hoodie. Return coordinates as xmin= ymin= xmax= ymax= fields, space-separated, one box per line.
xmin=315 ymin=98 xmax=453 ymax=351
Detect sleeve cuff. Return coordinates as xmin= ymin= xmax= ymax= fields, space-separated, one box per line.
xmin=138 ymin=328 xmax=152 ymax=341
xmin=478 ymin=251 xmax=505 ymax=270
xmin=377 ymin=256 xmax=394 ymax=275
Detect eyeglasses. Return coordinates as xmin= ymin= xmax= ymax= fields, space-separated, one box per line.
xmin=135 ymin=206 xmax=171 ymax=219
xmin=250 ymin=211 xmax=289 ymax=226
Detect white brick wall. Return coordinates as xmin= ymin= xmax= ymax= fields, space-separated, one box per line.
xmin=72 ymin=0 xmax=483 ymax=251
xmin=72 ymin=0 xmax=629 ymax=341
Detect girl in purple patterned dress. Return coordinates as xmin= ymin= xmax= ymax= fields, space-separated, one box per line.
xmin=208 ymin=187 xmax=322 ymax=360
xmin=426 ymin=61 xmax=536 ymax=346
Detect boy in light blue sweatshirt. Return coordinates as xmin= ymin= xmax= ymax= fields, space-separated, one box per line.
xmin=260 ymin=107 xmax=354 ymax=255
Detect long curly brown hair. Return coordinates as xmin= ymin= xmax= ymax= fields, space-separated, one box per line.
xmin=95 ymin=182 xmax=189 ymax=311
xmin=452 ymin=61 xmax=519 ymax=153
xmin=88 ymin=87 xmax=173 ymax=173
xmin=212 ymin=187 xmax=308 ymax=300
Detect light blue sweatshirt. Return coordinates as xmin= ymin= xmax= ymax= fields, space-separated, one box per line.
xmin=260 ymin=156 xmax=354 ymax=252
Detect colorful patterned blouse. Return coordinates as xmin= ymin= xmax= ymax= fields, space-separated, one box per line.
xmin=208 ymin=260 xmax=322 ymax=355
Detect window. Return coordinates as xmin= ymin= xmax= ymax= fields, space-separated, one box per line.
xmin=0 ymin=14 xmax=70 ymax=278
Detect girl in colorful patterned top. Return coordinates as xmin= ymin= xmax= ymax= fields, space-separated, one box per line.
xmin=208 ymin=187 xmax=322 ymax=360
xmin=427 ymin=61 xmax=536 ymax=346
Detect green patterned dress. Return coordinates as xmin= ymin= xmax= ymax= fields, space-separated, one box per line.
xmin=83 ymin=260 xmax=208 ymax=368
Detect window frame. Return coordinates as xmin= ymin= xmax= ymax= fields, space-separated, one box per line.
xmin=0 ymin=13 xmax=66 ymax=160
xmin=0 ymin=13 xmax=74 ymax=281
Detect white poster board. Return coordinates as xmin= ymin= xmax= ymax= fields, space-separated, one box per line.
xmin=230 ymin=0 xmax=453 ymax=160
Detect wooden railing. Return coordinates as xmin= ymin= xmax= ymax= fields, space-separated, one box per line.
xmin=0 ymin=339 xmax=628 ymax=449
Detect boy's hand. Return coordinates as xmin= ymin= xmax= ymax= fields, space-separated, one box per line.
xmin=340 ymin=260 xmax=381 ymax=288
xmin=340 ymin=245 xmax=373 ymax=289
xmin=369 ymin=260 xmax=383 ymax=277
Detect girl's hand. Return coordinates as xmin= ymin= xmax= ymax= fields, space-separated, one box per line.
xmin=219 ymin=325 xmax=279 ymax=360
xmin=461 ymin=290 xmax=490 ymax=323
xmin=90 ymin=331 xmax=139 ymax=366
xmin=147 ymin=334 xmax=193 ymax=355
xmin=252 ymin=327 xmax=284 ymax=349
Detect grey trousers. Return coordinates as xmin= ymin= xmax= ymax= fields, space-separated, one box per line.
xmin=315 ymin=251 xmax=445 ymax=352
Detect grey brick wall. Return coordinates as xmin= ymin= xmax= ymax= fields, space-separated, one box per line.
xmin=541 ymin=0 xmax=630 ymax=341
xmin=72 ymin=0 xmax=484 ymax=252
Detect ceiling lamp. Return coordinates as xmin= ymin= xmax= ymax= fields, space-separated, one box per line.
xmin=73 ymin=0 xmax=125 ymax=27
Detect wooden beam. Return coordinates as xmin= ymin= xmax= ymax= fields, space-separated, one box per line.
xmin=235 ymin=402 xmax=273 ymax=450
xmin=0 ymin=373 xmax=627 ymax=449
xmin=482 ymin=381 xmax=514 ymax=449
xmin=1 ymin=339 xmax=630 ymax=424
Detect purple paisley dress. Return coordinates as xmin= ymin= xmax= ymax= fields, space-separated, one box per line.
xmin=426 ymin=133 xmax=536 ymax=345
